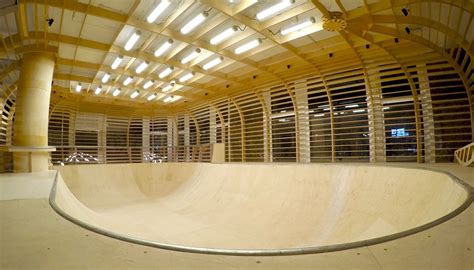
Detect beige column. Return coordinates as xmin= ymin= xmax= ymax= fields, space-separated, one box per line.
xmin=13 ymin=51 xmax=55 ymax=172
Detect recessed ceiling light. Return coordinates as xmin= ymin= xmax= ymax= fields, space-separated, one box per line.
xmin=235 ymin=39 xmax=262 ymax=54
xmin=124 ymin=30 xmax=141 ymax=51
xmin=256 ymin=0 xmax=294 ymax=21
xmin=210 ymin=26 xmax=238 ymax=45
xmin=111 ymin=55 xmax=123 ymax=69
xmin=147 ymin=0 xmax=171 ymax=23
xmin=181 ymin=12 xmax=208 ymax=34
xmin=154 ymin=39 xmax=173 ymax=57
xmin=203 ymin=56 xmax=223 ymax=70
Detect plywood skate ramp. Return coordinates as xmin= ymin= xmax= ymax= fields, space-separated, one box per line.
xmin=51 ymin=163 xmax=472 ymax=255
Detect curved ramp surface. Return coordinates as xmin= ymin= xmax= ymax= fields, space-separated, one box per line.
xmin=51 ymin=163 xmax=472 ymax=255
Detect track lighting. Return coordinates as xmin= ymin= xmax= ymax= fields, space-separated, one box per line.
xmin=111 ymin=55 xmax=123 ymax=69
xmin=181 ymin=12 xmax=208 ymax=34
xmin=124 ymin=30 xmax=141 ymax=51
xmin=256 ymin=0 xmax=294 ymax=21
xmin=147 ymin=0 xmax=171 ymax=23
xmin=202 ymin=56 xmax=223 ymax=70
xmin=210 ymin=26 xmax=238 ymax=45
xmin=235 ymin=39 xmax=262 ymax=54
xmin=154 ymin=39 xmax=173 ymax=57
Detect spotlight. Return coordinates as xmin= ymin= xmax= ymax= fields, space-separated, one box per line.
xmin=394 ymin=38 xmax=399 ymax=43
xmin=329 ymin=53 xmax=333 ymax=58
xmin=405 ymin=27 xmax=411 ymax=34
xmin=401 ymin=8 xmax=409 ymax=16
xmin=365 ymin=44 xmax=370 ymax=49
xmin=46 ymin=18 xmax=54 ymax=27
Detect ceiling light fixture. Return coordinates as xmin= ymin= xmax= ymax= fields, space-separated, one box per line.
xmin=181 ymin=12 xmax=208 ymax=35
xmin=162 ymin=84 xmax=173 ymax=92
xmin=112 ymin=88 xmax=121 ymax=97
xmin=179 ymin=72 xmax=195 ymax=83
xmin=281 ymin=17 xmax=316 ymax=35
xmin=124 ymin=30 xmax=141 ymax=51
xmin=159 ymin=66 xmax=174 ymax=78
xmin=143 ymin=80 xmax=155 ymax=89
xmin=181 ymin=48 xmax=201 ymax=64
xmin=75 ymin=83 xmax=82 ymax=92
xmin=203 ymin=56 xmax=223 ymax=70
xmin=210 ymin=26 xmax=238 ymax=45
xmin=111 ymin=55 xmax=123 ymax=69
xmin=345 ymin=104 xmax=359 ymax=108
xmin=101 ymin=73 xmax=111 ymax=83
xmin=353 ymin=109 xmax=365 ymax=113
xmin=163 ymin=95 xmax=174 ymax=103
xmin=130 ymin=90 xmax=140 ymax=99
xmin=94 ymin=85 xmax=102 ymax=95
xmin=147 ymin=0 xmax=171 ymax=23
xmin=135 ymin=61 xmax=149 ymax=74
xmin=147 ymin=93 xmax=157 ymax=101
xmin=123 ymin=76 xmax=134 ymax=86
xmin=235 ymin=39 xmax=262 ymax=54
xmin=154 ymin=39 xmax=173 ymax=57
xmin=256 ymin=0 xmax=294 ymax=21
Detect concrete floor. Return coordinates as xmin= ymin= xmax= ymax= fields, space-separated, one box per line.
xmin=1 ymin=163 xmax=473 ymax=269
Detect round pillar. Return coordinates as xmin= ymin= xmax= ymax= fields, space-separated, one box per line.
xmin=13 ymin=51 xmax=55 ymax=172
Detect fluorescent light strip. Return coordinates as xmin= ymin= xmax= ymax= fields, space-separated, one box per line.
xmin=163 ymin=95 xmax=174 ymax=103
xmin=179 ymin=72 xmax=195 ymax=83
xmin=210 ymin=26 xmax=238 ymax=45
xmin=353 ymin=109 xmax=365 ymax=113
xmin=203 ymin=56 xmax=223 ymax=70
xmin=154 ymin=39 xmax=173 ymax=57
xmin=147 ymin=93 xmax=157 ymax=101
xmin=181 ymin=48 xmax=201 ymax=64
xmin=159 ymin=66 xmax=174 ymax=78
xmin=146 ymin=0 xmax=171 ymax=23
xmin=123 ymin=76 xmax=133 ymax=86
xmin=112 ymin=88 xmax=121 ymax=97
xmin=281 ymin=17 xmax=315 ymax=35
xmin=94 ymin=86 xmax=102 ymax=95
xmin=101 ymin=73 xmax=111 ymax=83
xmin=256 ymin=0 xmax=294 ymax=21
xmin=130 ymin=90 xmax=140 ymax=99
xmin=135 ymin=61 xmax=149 ymax=74
xmin=180 ymin=12 xmax=208 ymax=34
xmin=162 ymin=84 xmax=173 ymax=92
xmin=124 ymin=30 xmax=141 ymax=51
xmin=235 ymin=39 xmax=262 ymax=54
xmin=345 ymin=104 xmax=359 ymax=108
xmin=75 ymin=83 xmax=81 ymax=92
xmin=111 ymin=55 xmax=123 ymax=69
xmin=143 ymin=80 xmax=154 ymax=89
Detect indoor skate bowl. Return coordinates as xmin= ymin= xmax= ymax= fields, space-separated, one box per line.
xmin=50 ymin=163 xmax=473 ymax=256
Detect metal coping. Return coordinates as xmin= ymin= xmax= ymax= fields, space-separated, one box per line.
xmin=49 ymin=163 xmax=473 ymax=256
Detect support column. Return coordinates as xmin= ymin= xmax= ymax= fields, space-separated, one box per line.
xmin=13 ymin=51 xmax=55 ymax=172
xmin=366 ymin=71 xmax=386 ymax=162
xmin=294 ymin=80 xmax=310 ymax=163
xmin=418 ymin=64 xmax=436 ymax=163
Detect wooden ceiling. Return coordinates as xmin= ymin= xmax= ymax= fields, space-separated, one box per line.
xmin=0 ymin=0 xmax=473 ymax=112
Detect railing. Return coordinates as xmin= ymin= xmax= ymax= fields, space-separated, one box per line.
xmin=51 ymin=145 xmax=212 ymax=166
xmin=454 ymin=143 xmax=474 ymax=167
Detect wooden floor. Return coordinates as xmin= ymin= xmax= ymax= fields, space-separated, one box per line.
xmin=1 ymin=163 xmax=473 ymax=269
